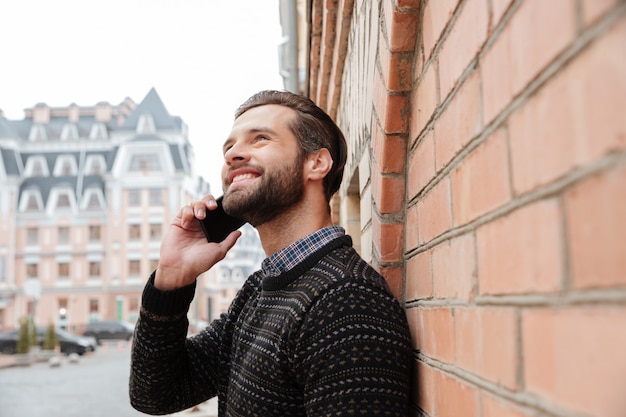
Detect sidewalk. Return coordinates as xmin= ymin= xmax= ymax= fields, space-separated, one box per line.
xmin=0 ymin=353 xmax=15 ymax=368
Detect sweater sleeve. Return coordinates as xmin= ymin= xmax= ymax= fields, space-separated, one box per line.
xmin=129 ymin=272 xmax=222 ymax=415
xmin=293 ymin=279 xmax=412 ymax=417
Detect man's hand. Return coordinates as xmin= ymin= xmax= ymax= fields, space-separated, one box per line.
xmin=154 ymin=195 xmax=241 ymax=290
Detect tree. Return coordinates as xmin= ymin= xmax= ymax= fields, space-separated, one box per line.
xmin=43 ymin=323 xmax=58 ymax=351
xmin=16 ymin=317 xmax=31 ymax=354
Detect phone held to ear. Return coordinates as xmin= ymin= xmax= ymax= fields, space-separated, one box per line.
xmin=198 ymin=196 xmax=247 ymax=243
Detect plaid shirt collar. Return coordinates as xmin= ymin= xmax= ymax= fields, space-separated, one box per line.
xmin=261 ymin=226 xmax=346 ymax=277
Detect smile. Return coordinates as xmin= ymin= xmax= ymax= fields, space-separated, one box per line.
xmin=232 ymin=173 xmax=258 ymax=183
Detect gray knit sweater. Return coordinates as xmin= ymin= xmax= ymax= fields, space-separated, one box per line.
xmin=129 ymin=236 xmax=412 ymax=416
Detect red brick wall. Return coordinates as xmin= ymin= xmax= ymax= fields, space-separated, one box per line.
xmin=310 ymin=0 xmax=626 ymax=416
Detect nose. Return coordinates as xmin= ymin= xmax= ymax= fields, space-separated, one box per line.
xmin=223 ymin=140 xmax=250 ymax=166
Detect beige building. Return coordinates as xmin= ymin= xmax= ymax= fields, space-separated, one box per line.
xmin=0 ymin=88 xmax=213 ymax=333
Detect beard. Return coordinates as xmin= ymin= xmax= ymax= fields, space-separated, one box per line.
xmin=222 ymin=156 xmax=305 ymax=227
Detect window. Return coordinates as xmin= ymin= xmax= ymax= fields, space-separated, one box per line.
xmin=89 ymin=298 xmax=99 ymax=314
xmin=27 ymin=227 xmax=38 ymax=245
xmin=53 ymin=155 xmax=78 ymax=176
xmin=128 ymin=260 xmax=140 ymax=276
xmin=32 ymin=161 xmax=44 ymax=177
xmin=58 ymin=262 xmax=70 ymax=279
xmin=24 ymin=156 xmax=49 ymax=177
xmin=85 ymin=192 xmax=103 ymax=210
xmin=58 ymin=227 xmax=70 ymax=244
xmin=26 ymin=195 xmax=40 ymax=211
xmin=129 ymin=224 xmax=141 ymax=240
xmin=89 ymin=261 xmax=101 ymax=277
xmin=60 ymin=123 xmax=79 ymax=140
xmin=149 ymin=188 xmax=162 ymax=205
xmin=57 ymin=193 xmax=71 ymax=208
xmin=149 ymin=224 xmax=161 ymax=240
xmin=149 ymin=259 xmax=159 ymax=272
xmin=129 ymin=154 xmax=160 ymax=172
xmin=89 ymin=225 xmax=101 ymax=242
xmin=85 ymin=155 xmax=106 ymax=174
xmin=26 ymin=264 xmax=38 ymax=279
xmin=128 ymin=189 xmax=141 ymax=206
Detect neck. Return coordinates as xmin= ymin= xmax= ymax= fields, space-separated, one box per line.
xmin=256 ymin=197 xmax=333 ymax=256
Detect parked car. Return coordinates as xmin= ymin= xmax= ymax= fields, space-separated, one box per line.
xmin=0 ymin=327 xmax=96 ymax=355
xmin=82 ymin=320 xmax=135 ymax=344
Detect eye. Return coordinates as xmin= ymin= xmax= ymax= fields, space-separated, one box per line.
xmin=254 ymin=135 xmax=269 ymax=142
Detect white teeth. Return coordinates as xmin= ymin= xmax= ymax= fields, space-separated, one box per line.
xmin=233 ymin=173 xmax=256 ymax=183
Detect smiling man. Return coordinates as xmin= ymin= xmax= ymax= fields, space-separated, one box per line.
xmin=129 ymin=90 xmax=412 ymax=417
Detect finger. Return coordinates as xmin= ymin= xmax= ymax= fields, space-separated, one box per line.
xmin=201 ymin=195 xmax=218 ymax=211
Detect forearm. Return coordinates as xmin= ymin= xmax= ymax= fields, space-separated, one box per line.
xmin=129 ymin=274 xmax=217 ymax=415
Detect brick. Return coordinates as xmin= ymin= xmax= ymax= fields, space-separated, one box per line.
xmin=480 ymin=307 xmax=518 ymax=389
xmin=395 ymin=0 xmax=420 ymax=10
xmin=435 ymin=70 xmax=482 ymax=171
xmin=409 ymin=62 xmax=438 ymax=140
xmin=455 ymin=307 xmax=518 ymax=389
xmin=509 ymin=18 xmax=626 ymax=194
xmin=490 ymin=0 xmax=514 ymax=29
xmin=417 ymin=361 xmax=436 ymax=416
xmin=480 ymin=24 xmax=514 ymax=124
xmin=477 ymin=199 xmax=563 ymax=295
xmin=434 ymin=371 xmax=479 ymax=417
xmin=373 ymin=132 xmax=407 ymax=175
xmin=405 ymin=203 xmax=419 ymax=251
xmin=406 ymin=250 xmax=432 ymax=301
xmin=389 ymin=8 xmax=419 ymax=53
xmin=522 ymin=307 xmax=626 ymax=417
xmin=432 ymin=233 xmax=475 ymax=300
xmin=416 ymin=177 xmax=452 ymax=243
xmin=454 ymin=307 xmax=480 ymax=374
xmin=451 ymin=128 xmax=511 ymax=226
xmin=421 ymin=0 xmax=459 ymax=59
xmin=508 ymin=0 xmax=576 ymax=95
xmin=373 ymin=172 xmax=405 ymax=214
xmin=372 ymin=215 xmax=404 ymax=263
xmin=482 ymin=0 xmax=576 ymax=123
xmin=418 ymin=307 xmax=455 ymax=363
xmin=405 ymin=307 xmax=420 ymax=349
xmin=565 ymin=164 xmax=626 ymax=289
xmin=408 ymin=131 xmax=435 ymax=199
xmin=380 ymin=265 xmax=404 ymax=301
xmin=482 ymin=392 xmax=532 ymax=417
xmin=581 ymin=0 xmax=621 ymax=26
xmin=438 ymin=0 xmax=489 ymax=99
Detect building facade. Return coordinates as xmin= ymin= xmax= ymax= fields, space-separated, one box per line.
xmin=0 ymin=88 xmax=212 ymax=333
xmin=283 ymin=1 xmax=626 ymax=416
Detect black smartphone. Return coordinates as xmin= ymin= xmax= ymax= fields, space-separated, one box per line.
xmin=198 ymin=196 xmax=246 ymax=243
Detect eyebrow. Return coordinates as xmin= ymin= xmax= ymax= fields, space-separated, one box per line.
xmin=222 ymin=127 xmax=278 ymax=150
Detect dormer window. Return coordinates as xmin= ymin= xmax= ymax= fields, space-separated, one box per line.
xmin=81 ymin=188 xmax=106 ymax=211
xmin=28 ymin=124 xmax=47 ymax=141
xmin=137 ymin=113 xmax=156 ymax=134
xmin=24 ymin=156 xmax=50 ymax=177
xmin=89 ymin=122 xmax=108 ymax=140
xmin=47 ymin=188 xmax=76 ymax=214
xmin=19 ymin=189 xmax=44 ymax=212
xmin=53 ymin=155 xmax=78 ymax=176
xmin=84 ymin=155 xmax=106 ymax=175
xmin=60 ymin=123 xmax=79 ymax=141
xmin=129 ymin=154 xmax=161 ymax=172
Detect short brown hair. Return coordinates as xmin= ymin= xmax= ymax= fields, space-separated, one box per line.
xmin=235 ymin=90 xmax=347 ymax=202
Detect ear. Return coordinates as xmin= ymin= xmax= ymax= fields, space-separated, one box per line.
xmin=304 ymin=148 xmax=334 ymax=181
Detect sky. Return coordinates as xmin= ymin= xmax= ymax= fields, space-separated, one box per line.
xmin=0 ymin=0 xmax=284 ymax=190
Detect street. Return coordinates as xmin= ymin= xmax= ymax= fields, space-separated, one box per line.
xmin=0 ymin=342 xmax=216 ymax=417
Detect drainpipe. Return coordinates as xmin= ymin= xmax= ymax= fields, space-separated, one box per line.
xmin=285 ymin=0 xmax=299 ymax=93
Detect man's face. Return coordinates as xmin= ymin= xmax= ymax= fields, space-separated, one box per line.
xmin=220 ymin=105 xmax=305 ymax=226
